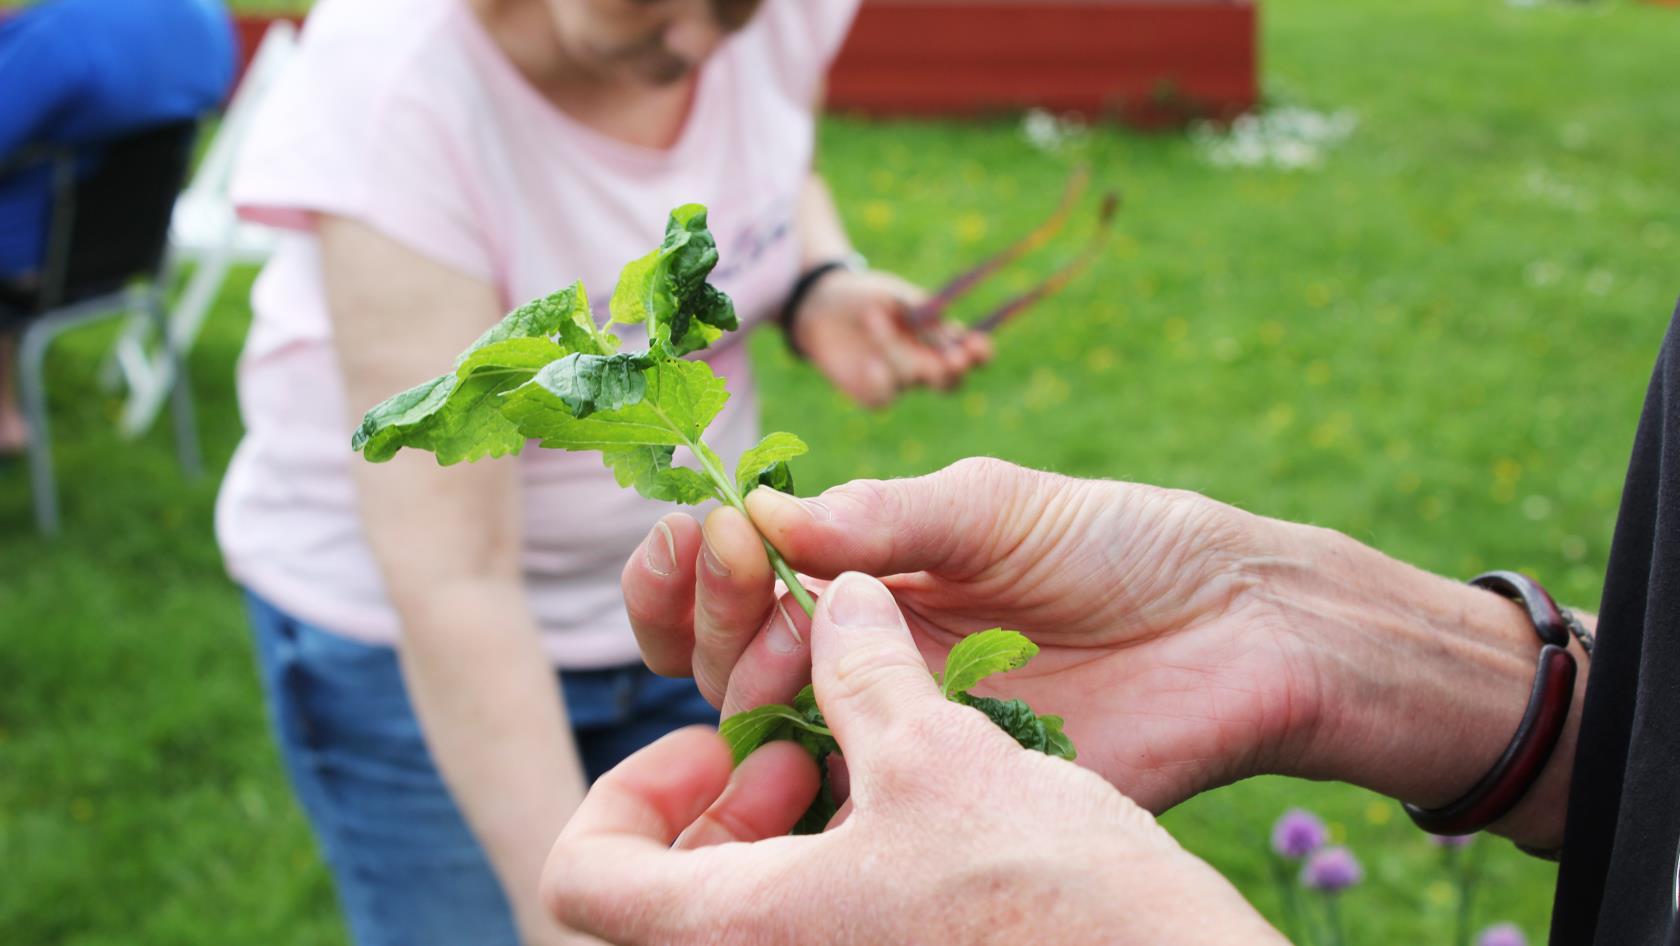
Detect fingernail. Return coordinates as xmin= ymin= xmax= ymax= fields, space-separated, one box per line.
xmin=766 ymin=600 xmax=803 ymax=654
xmin=750 ymin=487 xmax=831 ymax=522
xmin=643 ymin=521 xmax=676 ymax=577
xmin=825 ymin=573 xmax=901 ymax=629
xmin=699 ymin=523 xmax=731 ymax=579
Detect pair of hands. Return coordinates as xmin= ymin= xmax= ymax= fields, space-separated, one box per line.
xmin=793 ymin=268 xmax=992 ymax=407
xmin=542 ymin=458 xmax=1316 ymax=944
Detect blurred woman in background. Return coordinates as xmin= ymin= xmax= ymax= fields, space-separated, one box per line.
xmin=219 ymin=0 xmax=989 ymax=943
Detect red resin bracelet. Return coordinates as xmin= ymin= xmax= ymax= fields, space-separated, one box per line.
xmin=1402 ymin=570 xmax=1580 ymax=837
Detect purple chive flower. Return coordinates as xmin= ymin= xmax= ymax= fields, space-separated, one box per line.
xmin=1429 ymin=832 xmax=1476 ymax=849
xmin=1300 ymin=846 xmax=1363 ymax=893
xmin=1271 ymin=808 xmax=1329 ymax=860
xmin=1477 ymin=923 xmax=1527 ymax=946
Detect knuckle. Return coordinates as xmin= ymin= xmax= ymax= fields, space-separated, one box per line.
xmin=940 ymin=455 xmax=1026 ymax=491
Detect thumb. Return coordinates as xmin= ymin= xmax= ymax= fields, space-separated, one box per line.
xmin=809 ymin=572 xmax=947 ymax=775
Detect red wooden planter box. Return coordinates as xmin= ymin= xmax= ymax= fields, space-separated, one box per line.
xmin=827 ymin=0 xmax=1257 ymax=126
xmin=233 ymin=0 xmax=1256 ymax=128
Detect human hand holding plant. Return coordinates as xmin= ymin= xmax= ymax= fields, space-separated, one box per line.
xmin=541 ymin=571 xmax=1287 ymax=946
xmin=626 ymin=458 xmax=1586 ymax=846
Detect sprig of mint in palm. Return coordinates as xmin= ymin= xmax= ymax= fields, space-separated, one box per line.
xmin=351 ymin=204 xmax=1075 ymax=831
xmin=723 ymin=628 xmax=1076 ymax=832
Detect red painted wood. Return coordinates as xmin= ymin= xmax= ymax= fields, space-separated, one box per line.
xmin=230 ymin=0 xmax=1258 ymax=128
xmin=826 ymin=1 xmax=1257 ymax=125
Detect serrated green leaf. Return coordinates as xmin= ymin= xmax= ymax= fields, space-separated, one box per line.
xmin=940 ymin=628 xmax=1039 ymax=699
xmin=458 ymin=281 xmax=606 ymax=366
xmin=608 ymin=248 xmax=663 ymax=327
xmin=793 ymin=684 xmax=819 ymax=720
xmin=456 ymin=337 xmax=568 ymax=379
xmin=735 ymin=432 xmax=809 ymax=495
xmin=500 ymin=357 xmax=729 ymax=450
xmin=607 ymin=205 xmax=736 ymax=358
xmin=718 ymin=703 xmax=829 ymax=766
xmin=1040 ymin=714 xmax=1077 ymax=761
xmin=351 ymin=373 xmax=458 ymax=462
xmin=534 ymin=352 xmax=653 ymax=418
xmin=602 ymin=445 xmax=719 ymax=506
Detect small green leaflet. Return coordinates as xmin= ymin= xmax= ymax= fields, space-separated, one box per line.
xmin=719 ymin=702 xmax=832 ymax=766
xmin=720 ymin=628 xmax=1077 ymax=833
xmin=608 ymin=204 xmax=740 ymax=358
xmin=735 ymin=431 xmax=808 ymax=495
xmin=961 ymin=695 xmax=1078 ymax=761
xmin=458 ymin=281 xmax=611 ymax=364
xmin=939 ymin=628 xmax=1038 ymax=699
xmin=351 ymin=285 xmax=588 ymax=465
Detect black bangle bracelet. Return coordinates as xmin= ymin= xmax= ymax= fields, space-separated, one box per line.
xmin=1402 ymin=571 xmax=1580 ymax=837
xmin=778 ymin=260 xmax=852 ymax=359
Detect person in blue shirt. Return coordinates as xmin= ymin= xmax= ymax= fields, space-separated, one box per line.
xmin=0 ymin=0 xmax=235 ymax=453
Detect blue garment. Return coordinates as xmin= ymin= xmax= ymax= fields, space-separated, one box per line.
xmin=244 ymin=590 xmax=718 ymax=946
xmin=0 ymin=0 xmax=235 ymax=277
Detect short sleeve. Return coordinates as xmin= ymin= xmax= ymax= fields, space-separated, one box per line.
xmin=229 ymin=3 xmax=496 ymax=283
xmin=756 ymin=0 xmax=862 ymax=108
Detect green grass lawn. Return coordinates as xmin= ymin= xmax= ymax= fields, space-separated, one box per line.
xmin=4 ymin=0 xmax=1677 ymax=942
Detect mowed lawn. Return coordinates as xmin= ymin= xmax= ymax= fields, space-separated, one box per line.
xmin=4 ymin=0 xmax=1676 ymax=942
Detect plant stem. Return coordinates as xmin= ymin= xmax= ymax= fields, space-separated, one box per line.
xmin=1323 ymin=894 xmax=1344 ymax=946
xmin=1269 ymin=857 xmax=1308 ymax=945
xmin=687 ymin=433 xmax=818 ymax=617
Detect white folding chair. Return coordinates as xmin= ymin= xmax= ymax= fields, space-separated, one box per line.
xmin=108 ymin=19 xmax=299 ymax=437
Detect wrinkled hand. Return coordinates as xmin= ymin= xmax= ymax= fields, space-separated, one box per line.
xmin=792 ymin=269 xmax=992 ymax=407
xmin=623 ymin=457 xmax=1324 ymax=813
xmin=545 ymin=573 xmax=1282 ymax=946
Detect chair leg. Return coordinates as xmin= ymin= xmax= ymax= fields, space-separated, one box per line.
xmin=17 ymin=320 xmax=59 ymax=536
xmin=146 ymin=288 xmax=201 ymax=479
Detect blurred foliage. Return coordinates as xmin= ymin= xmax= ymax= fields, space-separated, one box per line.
xmin=5 ymin=0 xmax=1679 ymax=942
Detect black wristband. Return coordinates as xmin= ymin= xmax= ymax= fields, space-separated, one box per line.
xmin=778 ymin=260 xmax=852 ymax=359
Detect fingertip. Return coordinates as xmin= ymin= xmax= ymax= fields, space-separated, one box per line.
xmin=720 ymin=592 xmax=815 ymax=717
xmin=567 ymin=725 xmax=734 ymax=845
xmin=672 ymin=740 xmax=822 ymax=849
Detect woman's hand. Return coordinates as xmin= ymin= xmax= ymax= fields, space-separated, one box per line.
xmin=545 ymin=572 xmax=1284 ymax=946
xmin=791 ymin=269 xmax=992 ymax=407
xmin=623 ymin=458 xmax=1581 ymax=847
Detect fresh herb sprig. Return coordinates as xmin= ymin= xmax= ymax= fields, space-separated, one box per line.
xmin=351 ymin=205 xmax=1076 ymax=831
xmin=722 ymin=628 xmax=1076 ymax=832
xmin=351 ymin=203 xmax=815 ymax=614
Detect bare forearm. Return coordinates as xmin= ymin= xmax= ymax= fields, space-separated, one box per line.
xmin=1261 ymin=521 xmax=1584 ymax=849
xmin=396 ymin=579 xmax=588 ymax=939
xmin=796 ymin=173 xmax=856 ymax=267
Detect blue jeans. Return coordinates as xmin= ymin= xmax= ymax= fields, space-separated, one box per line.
xmin=244 ymin=591 xmax=716 ymax=946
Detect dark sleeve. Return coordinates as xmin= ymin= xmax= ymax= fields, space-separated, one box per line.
xmin=1549 ymin=299 xmax=1680 ymax=945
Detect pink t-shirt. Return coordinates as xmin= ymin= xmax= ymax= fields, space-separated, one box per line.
xmin=218 ymin=0 xmax=859 ymax=667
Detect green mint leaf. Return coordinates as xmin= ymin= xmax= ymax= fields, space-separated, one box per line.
xmin=535 ymin=352 xmax=654 ymax=419
xmin=459 ymin=281 xmax=608 ymax=366
xmin=793 ymin=684 xmax=819 ymax=720
xmin=351 ymin=373 xmax=458 ymax=462
xmin=353 ymin=341 xmax=554 ymax=466
xmin=607 ymin=205 xmax=737 ymax=358
xmin=501 ymin=356 xmax=730 ymax=451
xmin=1039 ymin=714 xmax=1078 ymax=761
xmin=602 ymin=445 xmax=719 ymax=506
xmin=792 ymin=764 xmax=839 ymax=836
xmin=961 ymin=695 xmax=1059 ymax=756
xmin=939 ymin=628 xmax=1039 ymax=699
xmin=735 ymin=432 xmax=809 ymax=495
xmin=718 ymin=702 xmax=832 ymax=766
xmin=455 ymin=337 xmax=569 ymax=379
